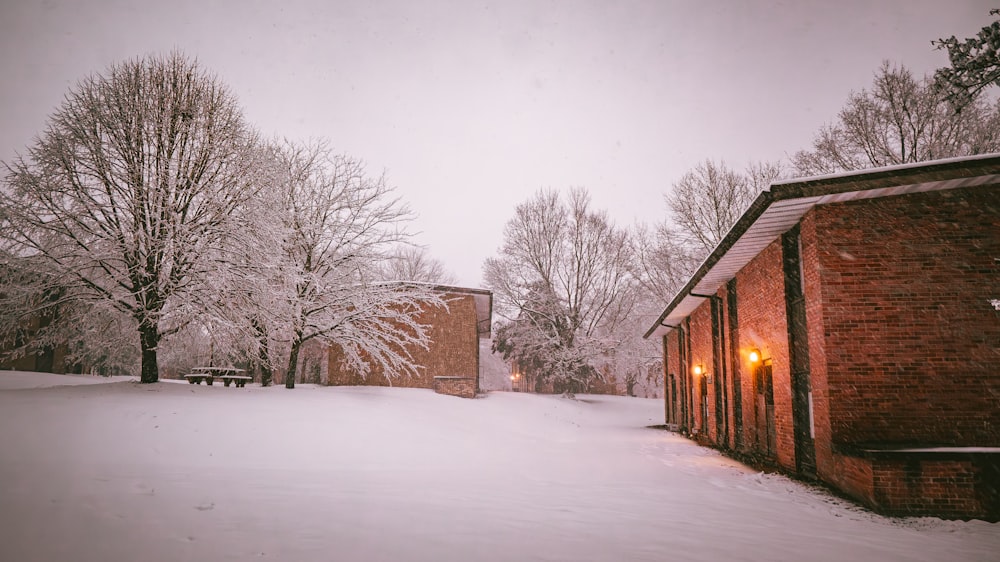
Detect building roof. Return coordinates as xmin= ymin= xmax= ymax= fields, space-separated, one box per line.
xmin=412 ymin=283 xmax=494 ymax=339
xmin=644 ymin=153 xmax=1000 ymax=339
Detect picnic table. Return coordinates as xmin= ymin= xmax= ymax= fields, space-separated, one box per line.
xmin=184 ymin=367 xmax=252 ymax=387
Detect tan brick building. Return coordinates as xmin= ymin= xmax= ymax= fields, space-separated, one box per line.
xmin=326 ymin=285 xmax=492 ymax=397
xmin=646 ymin=154 xmax=1000 ymax=520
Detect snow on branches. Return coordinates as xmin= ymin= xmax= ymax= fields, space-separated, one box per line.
xmin=485 ymin=188 xmax=636 ymax=391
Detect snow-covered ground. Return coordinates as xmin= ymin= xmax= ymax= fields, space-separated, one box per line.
xmin=0 ymin=371 xmax=996 ymax=562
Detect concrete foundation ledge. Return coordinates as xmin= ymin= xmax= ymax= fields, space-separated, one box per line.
xmin=432 ymin=376 xmax=476 ymax=399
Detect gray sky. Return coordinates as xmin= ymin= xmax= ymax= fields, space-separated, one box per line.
xmin=0 ymin=0 xmax=993 ymax=287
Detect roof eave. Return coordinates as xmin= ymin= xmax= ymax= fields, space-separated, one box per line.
xmin=643 ymin=191 xmax=774 ymax=339
xmin=643 ymin=153 xmax=1000 ymax=340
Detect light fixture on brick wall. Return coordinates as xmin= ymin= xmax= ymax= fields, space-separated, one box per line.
xmin=748 ymin=348 xmax=761 ymax=364
xmin=692 ymin=363 xmax=704 ymax=376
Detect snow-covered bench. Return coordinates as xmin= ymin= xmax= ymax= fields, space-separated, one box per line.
xmin=219 ymin=375 xmax=251 ymax=387
xmin=185 ymin=368 xmax=251 ymax=387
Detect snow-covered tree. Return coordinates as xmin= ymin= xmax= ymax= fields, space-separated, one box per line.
xmin=793 ymin=62 xmax=1000 ymax=176
xmin=270 ymin=140 xmax=445 ymax=389
xmin=603 ymin=295 xmax=667 ymax=398
xmin=484 ymin=188 xmax=636 ymax=391
xmin=0 ymin=52 xmax=262 ymax=383
xmin=159 ymin=145 xmax=296 ymax=385
xmin=934 ymin=9 xmax=1000 ymax=107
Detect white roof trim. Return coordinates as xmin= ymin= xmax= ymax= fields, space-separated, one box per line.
xmin=645 ymin=158 xmax=1000 ymax=340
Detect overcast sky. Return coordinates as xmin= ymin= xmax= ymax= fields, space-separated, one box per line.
xmin=0 ymin=0 xmax=993 ymax=286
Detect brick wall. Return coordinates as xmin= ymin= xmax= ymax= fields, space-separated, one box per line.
xmin=864 ymin=452 xmax=998 ymax=520
xmin=733 ymin=240 xmax=797 ymax=472
xmin=800 ymin=211 xmax=834 ymax=481
xmin=820 ymin=448 xmax=1000 ymax=521
xmin=663 ymin=330 xmax=683 ymax=428
xmin=812 ymin=186 xmax=1000 ymax=447
xmin=677 ymin=239 xmax=801 ymax=467
xmin=828 ymin=452 xmax=875 ymax=505
xmin=688 ymin=303 xmax=713 ymax=438
xmin=327 ymin=292 xmax=480 ymax=390
xmin=874 ymin=457 xmax=981 ymax=517
xmin=432 ymin=376 xmax=477 ymax=398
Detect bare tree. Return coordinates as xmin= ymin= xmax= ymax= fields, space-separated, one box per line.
xmin=484 ymin=188 xmax=636 ymax=390
xmin=379 ymin=246 xmax=458 ymax=284
xmin=665 ymin=159 xmax=780 ymax=257
xmin=0 ymin=52 xmax=261 ymax=383
xmin=270 ymin=140 xmax=445 ymax=389
xmin=630 ymin=221 xmax=698 ymax=300
xmin=793 ymin=62 xmax=1000 ymax=176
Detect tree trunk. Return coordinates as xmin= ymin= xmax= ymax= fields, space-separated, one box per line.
xmin=285 ymin=335 xmax=302 ymax=389
xmin=258 ymin=346 xmax=273 ymax=387
xmin=253 ymin=319 xmax=272 ymax=387
xmin=139 ymin=321 xmax=160 ymax=383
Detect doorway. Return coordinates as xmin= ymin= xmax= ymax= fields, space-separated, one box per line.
xmin=754 ymin=361 xmax=776 ymax=459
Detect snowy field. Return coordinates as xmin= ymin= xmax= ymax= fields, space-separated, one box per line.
xmin=0 ymin=371 xmax=997 ymax=562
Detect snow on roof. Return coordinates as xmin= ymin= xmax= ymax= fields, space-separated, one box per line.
xmin=864 ymin=446 xmax=1000 ymax=454
xmin=769 ymin=151 xmax=1000 ymax=188
xmin=644 ymin=153 xmax=1000 ymax=339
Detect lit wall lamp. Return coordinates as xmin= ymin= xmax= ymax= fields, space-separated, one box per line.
xmin=748 ymin=348 xmax=762 ymax=364
xmin=692 ymin=363 xmax=711 ymax=384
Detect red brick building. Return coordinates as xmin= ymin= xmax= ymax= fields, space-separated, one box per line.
xmin=645 ymin=155 xmax=1000 ymax=520
xmin=0 ymin=291 xmax=77 ymax=375
xmin=326 ymin=285 xmax=492 ymax=397
xmin=0 ymin=313 xmax=73 ymax=374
